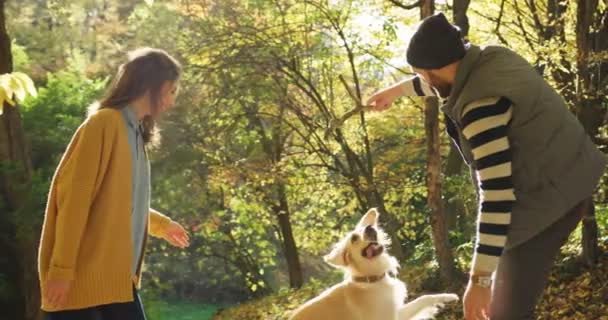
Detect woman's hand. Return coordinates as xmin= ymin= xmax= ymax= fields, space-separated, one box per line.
xmin=163 ymin=221 xmax=190 ymax=248
xmin=45 ymin=279 xmax=72 ymax=308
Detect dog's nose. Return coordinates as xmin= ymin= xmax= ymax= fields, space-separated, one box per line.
xmin=364 ymin=225 xmax=377 ymax=241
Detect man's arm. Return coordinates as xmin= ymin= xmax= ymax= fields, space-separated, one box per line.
xmin=396 ymin=76 xmax=436 ymax=97
xmin=367 ymin=76 xmax=436 ymax=111
xmin=460 ymin=96 xmax=515 ymax=275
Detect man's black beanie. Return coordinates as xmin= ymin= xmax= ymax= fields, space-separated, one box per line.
xmin=406 ymin=12 xmax=467 ymax=70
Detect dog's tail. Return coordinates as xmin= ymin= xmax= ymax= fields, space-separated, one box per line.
xmin=399 ymin=293 xmax=459 ymax=320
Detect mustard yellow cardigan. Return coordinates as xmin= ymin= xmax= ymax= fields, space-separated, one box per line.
xmin=38 ymin=108 xmax=173 ymax=311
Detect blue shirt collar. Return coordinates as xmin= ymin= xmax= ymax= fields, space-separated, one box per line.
xmin=123 ymin=106 xmax=140 ymax=129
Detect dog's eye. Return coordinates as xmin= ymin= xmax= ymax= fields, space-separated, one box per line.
xmin=350 ymin=234 xmax=359 ymax=242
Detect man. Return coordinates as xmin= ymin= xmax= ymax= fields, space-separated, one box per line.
xmin=367 ymin=12 xmax=606 ymax=320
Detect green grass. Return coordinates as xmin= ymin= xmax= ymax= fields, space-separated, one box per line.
xmin=146 ymin=300 xmax=220 ymax=320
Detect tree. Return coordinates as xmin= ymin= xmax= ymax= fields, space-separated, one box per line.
xmin=244 ymin=104 xmax=304 ymax=289
xmin=420 ymin=0 xmax=458 ymax=286
xmin=6 ymin=0 xmax=143 ymax=78
xmin=183 ymin=0 xmax=413 ymax=261
xmin=575 ymin=0 xmax=607 ymax=266
xmin=443 ymin=0 xmax=471 ymax=231
xmin=0 ymin=1 xmax=40 ymax=319
xmin=390 ymin=0 xmax=461 ymax=285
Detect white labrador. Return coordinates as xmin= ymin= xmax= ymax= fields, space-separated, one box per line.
xmin=290 ymin=208 xmax=458 ymax=320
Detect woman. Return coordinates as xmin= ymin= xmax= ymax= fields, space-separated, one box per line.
xmin=38 ymin=48 xmax=190 ymax=319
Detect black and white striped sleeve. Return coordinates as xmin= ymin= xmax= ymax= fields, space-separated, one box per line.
xmin=460 ymin=96 xmax=515 ymax=274
xmin=399 ymin=76 xmax=437 ymax=97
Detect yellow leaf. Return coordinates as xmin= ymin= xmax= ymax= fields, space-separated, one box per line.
xmin=144 ymin=0 xmax=154 ymax=5
xmin=5 ymin=95 xmax=15 ymax=106
xmin=0 ymin=74 xmax=14 ymax=103
xmin=0 ymin=73 xmax=34 ymax=106
xmin=0 ymin=89 xmax=5 ymax=114
xmin=0 ymin=87 xmax=15 ymax=107
xmin=12 ymin=72 xmax=37 ymax=98
xmin=9 ymin=76 xmax=26 ymax=102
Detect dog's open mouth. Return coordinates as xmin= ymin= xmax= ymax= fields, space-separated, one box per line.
xmin=362 ymin=242 xmax=384 ymax=259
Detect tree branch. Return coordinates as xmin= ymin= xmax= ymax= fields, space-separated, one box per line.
xmin=388 ymin=0 xmax=422 ymax=10
xmin=494 ymin=0 xmax=509 ymax=46
xmin=525 ymin=0 xmax=546 ymax=37
xmin=325 ymin=75 xmax=370 ymax=137
xmin=513 ymin=0 xmax=540 ymax=52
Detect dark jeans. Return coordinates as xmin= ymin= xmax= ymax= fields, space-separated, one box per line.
xmin=44 ymin=286 xmax=146 ymax=320
xmin=489 ymin=198 xmax=590 ymax=320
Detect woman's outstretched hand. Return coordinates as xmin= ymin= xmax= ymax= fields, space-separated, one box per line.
xmin=163 ymin=221 xmax=190 ymax=248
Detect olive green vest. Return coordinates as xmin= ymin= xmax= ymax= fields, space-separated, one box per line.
xmin=442 ymin=45 xmax=606 ymax=249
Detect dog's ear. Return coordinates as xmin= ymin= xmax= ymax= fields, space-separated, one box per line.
xmin=356 ymin=208 xmax=379 ymax=229
xmin=324 ymin=244 xmax=349 ymax=268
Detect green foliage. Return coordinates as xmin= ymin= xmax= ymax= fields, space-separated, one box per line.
xmin=20 ymin=67 xmax=106 ymax=171
xmin=6 ymin=0 xmax=142 ymax=78
xmin=141 ymin=286 xmax=169 ymax=320
xmin=12 ymin=68 xmax=105 ymax=241
xmin=155 ymin=301 xmax=219 ymax=320
xmin=11 ymin=40 xmax=30 ymax=71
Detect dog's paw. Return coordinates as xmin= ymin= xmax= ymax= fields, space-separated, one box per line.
xmin=434 ymin=293 xmax=459 ymax=304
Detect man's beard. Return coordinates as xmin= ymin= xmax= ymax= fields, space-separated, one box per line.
xmin=427 ymin=72 xmax=452 ymax=98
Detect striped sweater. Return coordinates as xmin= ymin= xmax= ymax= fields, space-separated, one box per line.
xmin=398 ymin=76 xmax=514 ymax=274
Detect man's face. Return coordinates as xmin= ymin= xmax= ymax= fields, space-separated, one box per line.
xmin=413 ymin=68 xmax=452 ymax=98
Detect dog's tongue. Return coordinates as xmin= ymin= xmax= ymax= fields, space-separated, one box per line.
xmin=365 ymin=245 xmax=376 ymax=258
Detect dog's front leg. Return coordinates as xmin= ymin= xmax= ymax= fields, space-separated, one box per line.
xmin=398 ymin=294 xmax=458 ymax=320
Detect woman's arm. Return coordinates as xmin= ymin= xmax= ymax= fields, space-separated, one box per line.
xmin=149 ymin=208 xmax=173 ymax=237
xmin=149 ymin=208 xmax=190 ymax=248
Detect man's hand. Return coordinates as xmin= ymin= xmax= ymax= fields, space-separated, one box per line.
xmin=163 ymin=221 xmax=190 ymax=248
xmin=463 ymin=277 xmax=491 ymax=320
xmin=366 ymin=84 xmax=404 ymax=111
xmin=45 ymin=279 xmax=72 ymax=308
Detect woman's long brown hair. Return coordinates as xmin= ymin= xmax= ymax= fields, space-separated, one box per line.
xmin=89 ymin=48 xmax=181 ymax=144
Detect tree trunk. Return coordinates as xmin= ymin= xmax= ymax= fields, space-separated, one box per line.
xmin=443 ymin=1 xmax=470 ymax=231
xmin=420 ymin=0 xmax=434 ymax=17
xmin=576 ymin=0 xmax=604 ymax=266
xmin=581 ymin=201 xmax=599 ymax=265
xmin=424 ymin=96 xmax=458 ymax=284
xmin=419 ymin=0 xmax=458 ymax=284
xmin=247 ymin=102 xmax=304 ymax=289
xmin=0 ymin=1 xmax=41 ymax=319
xmin=578 ymin=102 xmax=600 ymax=271
xmin=452 ymin=0 xmax=471 ymax=37
xmin=275 ymin=183 xmax=303 ymax=288
xmin=443 ymin=147 xmax=465 ymax=229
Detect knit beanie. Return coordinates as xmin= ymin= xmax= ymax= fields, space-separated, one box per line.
xmin=406 ymin=12 xmax=467 ymax=69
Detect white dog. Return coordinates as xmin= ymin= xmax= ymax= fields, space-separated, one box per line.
xmin=289 ymin=208 xmax=458 ymax=320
